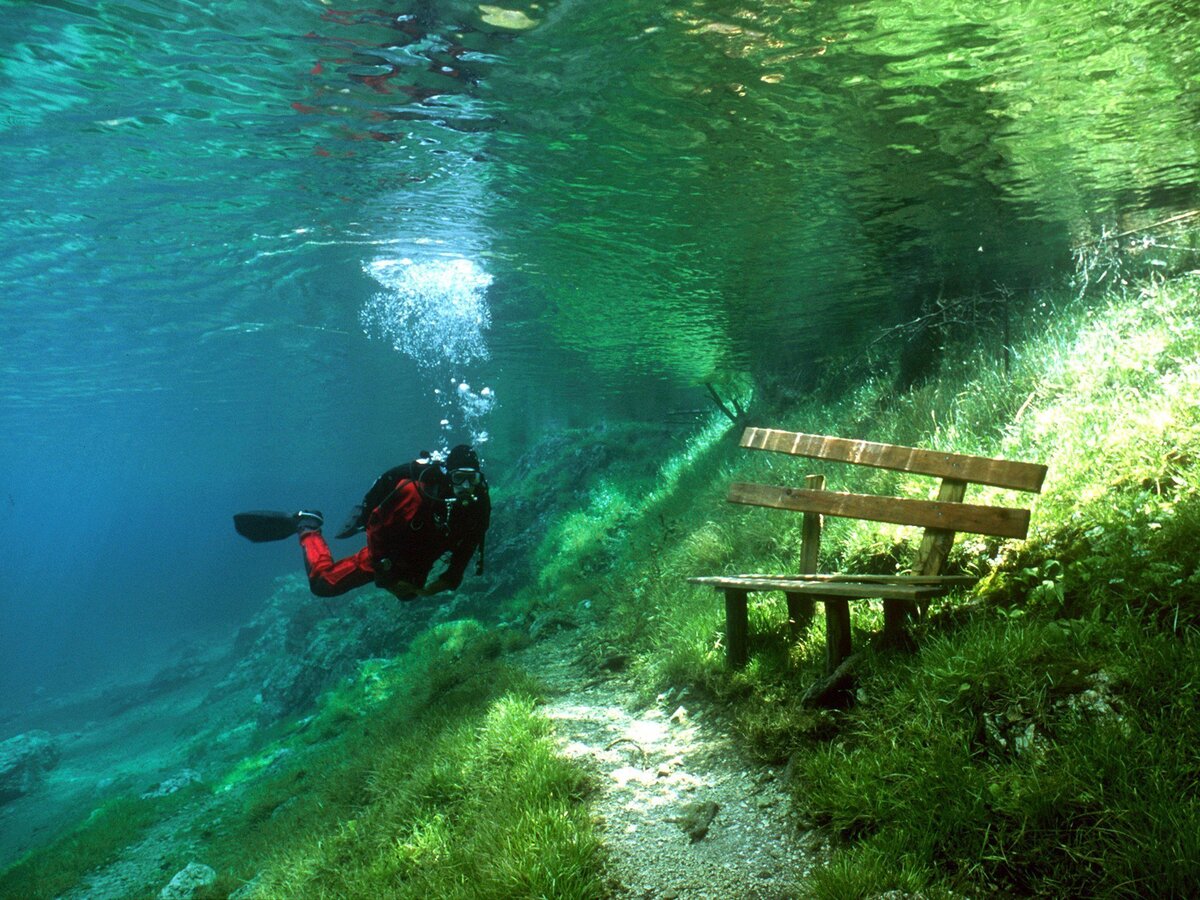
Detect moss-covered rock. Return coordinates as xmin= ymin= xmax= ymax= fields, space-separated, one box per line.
xmin=0 ymin=730 xmax=59 ymax=805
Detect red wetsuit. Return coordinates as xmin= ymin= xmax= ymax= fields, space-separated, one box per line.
xmin=300 ymin=532 xmax=377 ymax=597
xmin=300 ymin=466 xmax=488 ymax=599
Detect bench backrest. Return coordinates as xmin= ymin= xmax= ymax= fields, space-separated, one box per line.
xmin=729 ymin=427 xmax=1047 ymax=575
xmin=739 ymin=428 xmax=1047 ymax=493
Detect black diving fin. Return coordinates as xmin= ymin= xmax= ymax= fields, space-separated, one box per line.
xmin=233 ymin=510 xmax=300 ymax=543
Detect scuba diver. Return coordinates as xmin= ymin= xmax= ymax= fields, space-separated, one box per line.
xmin=234 ymin=444 xmax=490 ymax=601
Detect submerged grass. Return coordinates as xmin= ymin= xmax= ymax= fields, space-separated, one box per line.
xmin=556 ymin=253 xmax=1200 ymax=894
xmin=0 ymin=618 xmax=607 ymax=899
xmin=248 ymin=695 xmax=603 ymax=900
xmin=0 ymin=789 xmax=198 ymax=899
xmin=202 ymin=243 xmax=1200 ymax=896
xmin=796 ymin=618 xmax=1200 ymax=897
xmin=200 ymin=623 xmax=607 ymax=900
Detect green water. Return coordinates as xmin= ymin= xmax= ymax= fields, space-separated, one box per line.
xmin=479 ymin=0 xmax=1200 ymax=387
xmin=3 ymin=0 xmax=1197 ymax=417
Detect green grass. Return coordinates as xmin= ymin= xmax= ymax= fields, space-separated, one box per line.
xmin=0 ymin=789 xmax=199 ymax=899
xmin=793 ymin=618 xmax=1200 ymax=897
xmin=191 ymin=620 xmax=611 ymax=900
xmin=0 ymin=615 xmax=606 ymax=900
xmin=245 ymin=694 xmax=605 ymax=900
xmin=539 ymin=243 xmax=1200 ymax=894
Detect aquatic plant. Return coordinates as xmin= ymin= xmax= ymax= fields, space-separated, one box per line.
xmin=0 ymin=789 xmax=198 ymax=899
xmin=242 ymin=694 xmax=604 ymax=899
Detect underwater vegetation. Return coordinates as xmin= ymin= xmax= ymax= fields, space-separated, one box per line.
xmin=4 ymin=229 xmax=1200 ymax=897
xmin=584 ymin=231 xmax=1200 ymax=897
xmin=0 ymin=790 xmax=199 ymax=899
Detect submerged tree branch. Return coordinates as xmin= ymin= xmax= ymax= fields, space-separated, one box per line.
xmin=705 ymin=383 xmax=750 ymax=428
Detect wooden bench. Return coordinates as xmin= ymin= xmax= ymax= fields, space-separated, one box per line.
xmin=689 ymin=428 xmax=1047 ymax=700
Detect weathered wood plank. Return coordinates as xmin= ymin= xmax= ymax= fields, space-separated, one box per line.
xmin=790 ymin=473 xmax=824 ymax=635
xmin=740 ymin=428 xmax=1047 ymax=493
xmin=881 ymin=598 xmax=919 ymax=651
xmin=824 ymin=597 xmax=852 ymax=673
xmin=724 ymin=588 xmax=749 ymax=668
xmin=688 ymin=576 xmax=955 ymax=600
xmin=914 ymin=477 xmax=968 ymax=577
xmin=691 ymin=573 xmax=977 ymax=585
xmin=728 ymin=482 xmax=1031 ymax=539
xmin=799 ymin=473 xmax=825 ymax=574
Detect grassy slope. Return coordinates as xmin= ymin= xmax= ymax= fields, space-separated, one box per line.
xmin=5 ymin=245 xmax=1199 ymax=899
xmin=577 ymin=258 xmax=1200 ymax=896
xmin=0 ymin=623 xmax=607 ymax=900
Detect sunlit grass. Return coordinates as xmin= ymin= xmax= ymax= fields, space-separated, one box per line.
xmin=192 ymin=620 xmax=565 ymax=898
xmin=0 ymin=612 xmax=583 ymax=900
xmin=244 ymin=695 xmax=605 ymax=900
xmin=538 ymin=261 xmax=1200 ymax=894
xmin=531 ymin=412 xmax=736 ymax=602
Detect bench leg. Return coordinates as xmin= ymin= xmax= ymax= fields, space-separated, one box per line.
xmin=882 ymin=599 xmax=919 ymax=652
xmin=785 ymin=592 xmax=814 ymax=638
xmin=824 ymin=597 xmax=852 ymax=674
xmin=723 ymin=588 xmax=749 ymax=668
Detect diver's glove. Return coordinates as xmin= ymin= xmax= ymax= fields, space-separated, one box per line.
xmin=335 ymin=504 xmax=366 ymax=539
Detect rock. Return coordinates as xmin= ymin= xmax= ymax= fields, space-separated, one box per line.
xmin=0 ymin=730 xmax=60 ymax=805
xmin=528 ymin=612 xmax=578 ymax=640
xmin=209 ymin=576 xmax=423 ymax=722
xmin=141 ymin=768 xmax=203 ymax=799
xmin=670 ymin=799 xmax=720 ymax=842
xmin=159 ymin=862 xmax=216 ymax=899
xmin=598 ymin=653 xmax=629 ymax=672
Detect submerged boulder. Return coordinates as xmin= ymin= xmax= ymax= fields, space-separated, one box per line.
xmin=159 ymin=862 xmax=217 ymax=899
xmin=671 ymin=799 xmax=720 ymax=842
xmin=141 ymin=767 xmax=203 ymax=799
xmin=210 ymin=574 xmax=426 ymax=722
xmin=0 ymin=729 xmax=60 ymax=805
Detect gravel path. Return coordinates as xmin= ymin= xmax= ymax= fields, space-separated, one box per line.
xmin=517 ymin=630 xmax=826 ymax=899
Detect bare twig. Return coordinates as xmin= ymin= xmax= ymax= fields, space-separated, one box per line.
xmin=605 ymin=737 xmax=649 ymax=763
xmin=705 ymin=383 xmax=749 ymax=427
xmin=1092 ymin=209 xmax=1200 ymax=244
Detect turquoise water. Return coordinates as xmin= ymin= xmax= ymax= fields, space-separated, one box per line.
xmin=1 ymin=0 xmax=1198 ymax=695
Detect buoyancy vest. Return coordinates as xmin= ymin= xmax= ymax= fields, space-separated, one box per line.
xmin=364 ymin=462 xmax=452 ymax=586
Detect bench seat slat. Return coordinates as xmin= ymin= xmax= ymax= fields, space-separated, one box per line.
xmin=696 ymin=572 xmax=978 ymax=586
xmin=729 ymin=482 xmax=1031 ymax=539
xmin=741 ymin=428 xmax=1047 ymax=493
xmin=687 ymin=575 xmax=957 ymax=600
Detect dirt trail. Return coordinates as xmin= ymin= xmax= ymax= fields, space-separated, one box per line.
xmin=517 ymin=630 xmax=825 ymax=899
